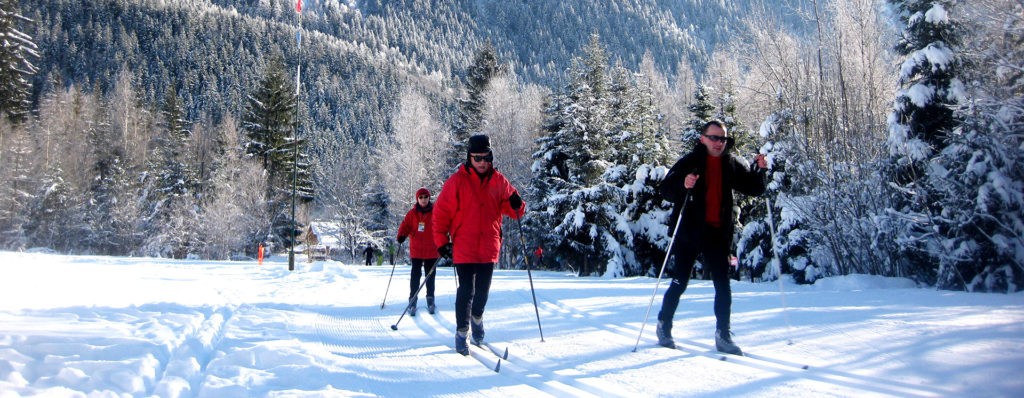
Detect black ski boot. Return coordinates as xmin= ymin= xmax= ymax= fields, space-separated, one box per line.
xmin=656 ymin=320 xmax=676 ymax=349
xmin=427 ymin=296 xmax=436 ymax=315
xmin=455 ymin=329 xmax=470 ymax=355
xmin=715 ymin=329 xmax=743 ymax=356
xmin=471 ymin=315 xmax=485 ymax=345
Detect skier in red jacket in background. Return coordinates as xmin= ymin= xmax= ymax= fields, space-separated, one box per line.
xmin=433 ymin=134 xmax=525 ymax=355
xmin=396 ymin=187 xmax=440 ymax=316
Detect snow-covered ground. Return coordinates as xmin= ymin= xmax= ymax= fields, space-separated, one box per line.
xmin=0 ymin=251 xmax=1021 ymax=397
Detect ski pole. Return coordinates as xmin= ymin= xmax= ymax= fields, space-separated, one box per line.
xmin=391 ymin=257 xmax=445 ymax=330
xmin=632 ymin=190 xmax=689 ymax=352
xmin=514 ymin=217 xmax=545 ymax=342
xmin=764 ymin=196 xmax=794 ymax=345
xmin=380 ymin=241 xmax=403 ymax=309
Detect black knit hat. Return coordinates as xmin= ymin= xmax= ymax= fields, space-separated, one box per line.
xmin=467 ymin=134 xmax=491 ymax=154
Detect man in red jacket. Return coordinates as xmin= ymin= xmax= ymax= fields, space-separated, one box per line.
xmin=396 ymin=187 xmax=439 ymax=316
xmin=433 ymin=134 xmax=525 ymax=355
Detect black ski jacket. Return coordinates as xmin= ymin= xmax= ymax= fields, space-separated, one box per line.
xmin=661 ymin=143 xmax=767 ymax=249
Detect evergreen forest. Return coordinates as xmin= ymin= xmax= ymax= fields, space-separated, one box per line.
xmin=0 ymin=0 xmax=1020 ymax=292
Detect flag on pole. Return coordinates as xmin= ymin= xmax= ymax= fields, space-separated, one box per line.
xmin=296 ymin=0 xmax=302 ymax=13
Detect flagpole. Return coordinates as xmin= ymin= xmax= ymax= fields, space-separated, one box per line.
xmin=288 ymin=0 xmax=303 ymax=272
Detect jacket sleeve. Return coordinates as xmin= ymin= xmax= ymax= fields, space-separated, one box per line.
xmin=660 ymin=155 xmax=692 ymax=204
xmin=501 ymin=183 xmax=526 ymax=220
xmin=731 ymin=156 xmax=767 ymax=197
xmin=396 ymin=210 xmax=412 ymax=240
xmin=432 ymin=177 xmax=457 ymax=248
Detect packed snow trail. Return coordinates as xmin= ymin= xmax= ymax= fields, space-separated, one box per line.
xmin=0 ymin=252 xmax=1022 ymax=397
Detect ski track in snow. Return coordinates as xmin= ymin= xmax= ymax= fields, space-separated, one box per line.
xmin=0 ymin=252 xmax=1022 ymax=397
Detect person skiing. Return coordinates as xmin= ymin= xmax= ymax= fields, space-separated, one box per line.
xmin=397 ymin=187 xmax=440 ymax=316
xmin=656 ymin=120 xmax=767 ymax=356
xmin=363 ymin=245 xmax=374 ymax=267
xmin=433 ymin=134 xmax=525 ymax=355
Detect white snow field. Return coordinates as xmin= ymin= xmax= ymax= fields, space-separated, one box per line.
xmin=0 ymin=251 xmax=1021 ymax=397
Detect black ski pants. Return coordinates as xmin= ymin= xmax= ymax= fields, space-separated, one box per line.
xmin=408 ymin=258 xmax=437 ymax=304
xmin=658 ymin=223 xmax=733 ymax=332
xmin=454 ymin=263 xmax=494 ymax=333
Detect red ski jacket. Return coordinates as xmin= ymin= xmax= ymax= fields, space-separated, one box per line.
xmin=433 ymin=164 xmax=525 ymax=264
xmin=397 ymin=204 xmax=439 ymax=260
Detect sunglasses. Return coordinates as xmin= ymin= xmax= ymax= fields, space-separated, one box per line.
xmin=417 ymin=195 xmax=429 ymax=199
xmin=470 ymin=154 xmax=494 ymax=163
xmin=702 ymin=134 xmax=729 ymax=143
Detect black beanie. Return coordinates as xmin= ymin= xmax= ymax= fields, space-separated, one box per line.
xmin=467 ymin=134 xmax=491 ymax=154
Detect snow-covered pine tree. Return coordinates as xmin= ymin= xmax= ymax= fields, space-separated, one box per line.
xmin=886 ymin=0 xmax=963 ymax=172
xmin=925 ymin=0 xmax=1023 ymax=292
xmin=682 ymin=84 xmax=715 ymax=142
xmin=529 ymin=34 xmax=618 ymax=276
xmin=0 ymin=0 xmax=38 ymax=123
xmin=0 ymin=118 xmax=33 ymax=249
xmin=448 ymin=41 xmax=506 ymax=170
xmin=141 ymin=87 xmax=200 ymax=258
xmin=604 ymin=65 xmax=675 ymax=277
xmin=739 ymin=104 xmax=825 ymax=284
xmin=363 ymin=181 xmax=391 ymax=252
xmin=80 ymin=94 xmax=127 ymax=255
xmin=242 ymin=57 xmax=313 ymax=247
xmin=882 ymin=0 xmax=965 ymax=283
xmin=23 ymin=170 xmax=78 ymax=252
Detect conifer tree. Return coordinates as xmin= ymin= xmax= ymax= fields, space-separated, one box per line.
xmin=242 ymin=57 xmax=313 ymax=245
xmin=925 ymin=0 xmax=1023 ymax=291
xmin=244 ymin=58 xmax=297 ymax=181
xmin=0 ymin=0 xmax=38 ymax=123
xmin=530 ymin=34 xmax=618 ymax=276
xmin=141 ymin=87 xmax=200 ymax=258
xmin=449 ymin=41 xmax=506 ymax=169
xmin=82 ymin=95 xmax=125 ymax=255
xmin=0 ymin=119 xmax=33 ymax=249
xmin=682 ymin=84 xmax=715 ymax=142
xmin=883 ymin=0 xmax=965 ymax=282
xmin=605 ymin=65 xmax=675 ymax=277
xmin=886 ymin=0 xmax=964 ymax=179
xmin=363 ymin=180 xmax=391 ymax=251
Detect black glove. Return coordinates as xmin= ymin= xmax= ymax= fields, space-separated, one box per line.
xmin=438 ymin=243 xmax=453 ymax=259
xmin=509 ymin=191 xmax=523 ymax=210
xmin=397 ymin=236 xmax=406 ymax=244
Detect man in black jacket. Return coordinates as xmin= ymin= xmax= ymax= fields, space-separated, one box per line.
xmin=656 ymin=120 xmax=768 ymax=355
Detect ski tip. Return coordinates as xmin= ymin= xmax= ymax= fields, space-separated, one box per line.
xmin=719 ymin=356 xmax=728 ymax=361
xmin=494 ymin=359 xmax=501 ymax=373
xmin=390 ymin=325 xmax=398 ymax=331
xmin=801 ymin=365 xmax=809 ymax=370
xmin=502 ymin=347 xmax=509 ymax=360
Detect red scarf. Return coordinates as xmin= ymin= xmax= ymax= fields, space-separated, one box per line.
xmin=705 ymin=155 xmax=722 ymax=228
